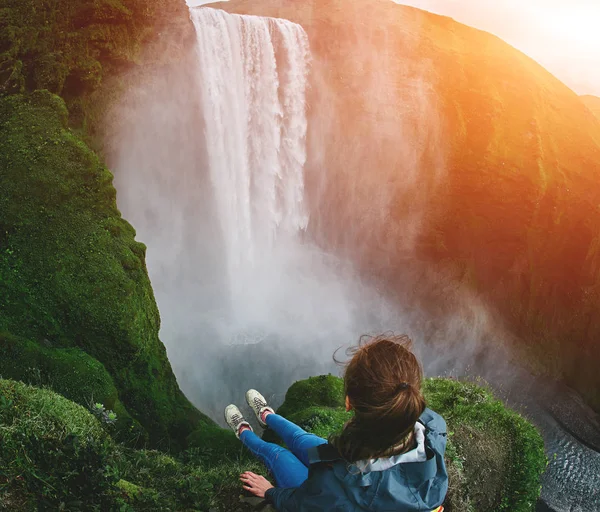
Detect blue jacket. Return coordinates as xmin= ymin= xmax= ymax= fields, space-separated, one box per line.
xmin=265 ymin=408 xmax=448 ymax=511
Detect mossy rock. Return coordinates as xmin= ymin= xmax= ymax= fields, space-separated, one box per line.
xmin=276 ymin=374 xmax=346 ymax=417
xmin=270 ymin=375 xmax=546 ymax=512
xmin=0 ymin=379 xmax=262 ymax=511
xmin=0 ymin=91 xmax=211 ymax=448
xmin=0 ymin=379 xmax=117 ymax=510
xmin=0 ymin=331 xmax=146 ymax=445
xmin=423 ymin=378 xmax=547 ymax=511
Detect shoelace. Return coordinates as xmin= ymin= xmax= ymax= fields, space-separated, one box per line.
xmin=253 ymin=397 xmax=267 ymax=408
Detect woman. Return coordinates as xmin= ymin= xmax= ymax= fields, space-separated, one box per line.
xmin=224 ymin=335 xmax=448 ymax=511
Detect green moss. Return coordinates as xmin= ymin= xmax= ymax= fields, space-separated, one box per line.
xmin=112 ymin=446 xmax=267 ymax=510
xmin=0 ymin=379 xmax=117 ymax=510
xmin=280 ymin=406 xmax=353 ymax=439
xmin=0 ymin=331 xmax=146 ymax=445
xmin=113 ymin=448 xmax=213 ymax=509
xmin=0 ymin=332 xmax=112 ymax=401
xmin=186 ymin=423 xmax=246 ymax=460
xmin=276 ymin=374 xmax=346 ymax=417
xmin=272 ymin=375 xmax=546 ymax=512
xmin=0 ymin=375 xmax=547 ymax=511
xmin=116 ymin=479 xmax=145 ymax=500
xmin=0 ymin=379 xmax=260 ymax=511
xmin=424 ymin=378 xmax=547 ymax=511
xmin=262 ymin=374 xmax=349 ymax=444
xmin=0 ymin=0 xmax=190 ymax=144
xmin=0 ymin=91 xmax=211 ymax=447
xmin=0 ymin=0 xmax=158 ymax=98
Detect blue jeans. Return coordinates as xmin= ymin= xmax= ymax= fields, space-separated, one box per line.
xmin=240 ymin=414 xmax=327 ymax=488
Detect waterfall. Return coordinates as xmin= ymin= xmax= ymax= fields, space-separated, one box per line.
xmin=190 ymin=8 xmax=310 ymax=292
xmin=112 ymin=5 xmax=403 ymax=416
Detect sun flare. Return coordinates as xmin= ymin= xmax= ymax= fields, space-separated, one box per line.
xmin=396 ymin=0 xmax=600 ymax=95
xmin=540 ymin=8 xmax=600 ymax=54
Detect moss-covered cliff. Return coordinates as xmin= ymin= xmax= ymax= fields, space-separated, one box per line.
xmin=0 ymin=91 xmax=210 ymax=447
xmin=0 ymin=376 xmax=546 ymax=511
xmin=0 ymin=0 xmax=194 ymax=139
xmin=272 ymin=375 xmax=546 ymax=512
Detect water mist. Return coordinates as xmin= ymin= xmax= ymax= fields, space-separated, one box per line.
xmin=112 ymin=7 xmax=409 ymax=420
xmin=110 ymin=6 xmax=600 ymax=510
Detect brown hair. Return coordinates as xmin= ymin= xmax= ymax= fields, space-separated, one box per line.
xmin=331 ymin=334 xmax=426 ymax=462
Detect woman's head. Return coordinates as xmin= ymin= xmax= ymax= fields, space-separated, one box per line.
xmin=332 ymin=334 xmax=426 ymax=462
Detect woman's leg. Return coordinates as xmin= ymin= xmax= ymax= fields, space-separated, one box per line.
xmin=265 ymin=414 xmax=327 ymax=467
xmin=239 ymin=429 xmax=308 ymax=488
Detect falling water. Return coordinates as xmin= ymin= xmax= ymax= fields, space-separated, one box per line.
xmin=183 ymin=8 xmax=364 ymax=351
xmin=112 ymin=7 xmax=600 ymax=510
xmin=190 ymin=8 xmax=310 ymax=295
xmin=161 ymin=7 xmax=406 ymax=401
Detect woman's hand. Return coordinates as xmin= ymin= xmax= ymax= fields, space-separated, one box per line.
xmin=240 ymin=471 xmax=274 ymax=498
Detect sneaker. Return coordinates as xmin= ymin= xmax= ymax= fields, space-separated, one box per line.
xmin=246 ymin=389 xmax=275 ymax=428
xmin=224 ymin=404 xmax=252 ymax=439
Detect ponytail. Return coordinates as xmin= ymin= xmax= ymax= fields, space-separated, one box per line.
xmin=331 ymin=335 xmax=426 ymax=462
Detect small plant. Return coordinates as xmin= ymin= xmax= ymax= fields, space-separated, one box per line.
xmin=0 ymin=394 xmax=13 ymax=411
xmin=92 ymin=402 xmax=118 ymax=425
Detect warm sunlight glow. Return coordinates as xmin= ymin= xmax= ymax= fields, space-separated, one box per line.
xmin=189 ymin=0 xmax=600 ymax=95
xmin=395 ymin=1 xmax=600 ymax=96
xmin=542 ymin=9 xmax=600 ymax=53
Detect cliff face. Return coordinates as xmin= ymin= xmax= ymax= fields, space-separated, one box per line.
xmin=0 ymin=0 xmax=195 ymax=141
xmin=582 ymin=95 xmax=600 ymax=121
xmin=0 ymin=0 xmax=213 ymax=447
xmin=0 ymin=91 xmax=210 ymax=448
xmin=208 ymin=0 xmax=600 ymax=410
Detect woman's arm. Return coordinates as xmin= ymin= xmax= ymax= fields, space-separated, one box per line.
xmin=239 ymin=471 xmax=306 ymax=510
xmin=240 ymin=472 xmax=274 ymax=498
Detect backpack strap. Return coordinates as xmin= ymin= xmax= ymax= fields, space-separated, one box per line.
xmin=307 ymin=443 xmax=343 ymax=465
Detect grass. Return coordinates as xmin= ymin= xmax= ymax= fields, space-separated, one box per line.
xmin=0 ymin=378 xmax=266 ymax=511
xmin=0 ymin=380 xmax=115 ymax=511
xmin=114 ymin=447 xmax=267 ymax=511
xmin=0 ymin=331 xmax=146 ymax=445
xmin=424 ymin=378 xmax=547 ymax=511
